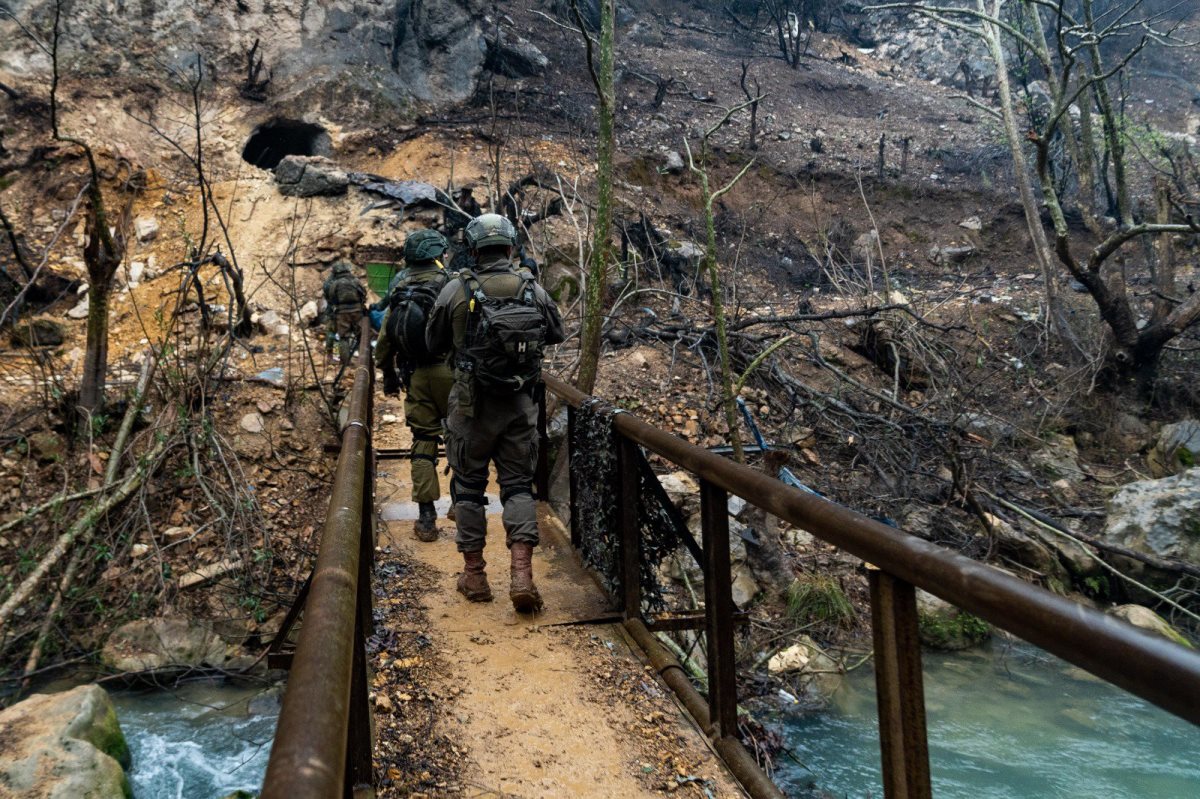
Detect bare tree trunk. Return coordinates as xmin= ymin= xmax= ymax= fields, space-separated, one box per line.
xmin=575 ymin=0 xmax=616 ymax=394
xmin=78 ymin=275 xmax=111 ymax=414
xmin=981 ymin=2 xmax=1061 ymax=322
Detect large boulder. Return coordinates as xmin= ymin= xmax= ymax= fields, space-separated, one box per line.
xmin=274 ymin=155 xmax=349 ymax=197
xmin=916 ymin=590 xmax=991 ymax=650
xmin=485 ymin=29 xmax=548 ymax=78
xmin=1109 ymin=604 xmax=1192 ymax=648
xmin=100 ymin=616 xmax=229 ymax=673
xmin=1103 ymin=469 xmax=1200 ymax=565
xmin=9 ymin=318 xmax=65 ymax=348
xmin=0 ymin=684 xmax=131 ymax=798
xmin=1148 ymin=420 xmax=1200 ymax=478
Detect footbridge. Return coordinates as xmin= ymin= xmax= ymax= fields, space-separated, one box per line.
xmin=256 ymin=323 xmax=1200 ymax=799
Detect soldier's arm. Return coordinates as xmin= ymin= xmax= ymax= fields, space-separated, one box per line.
xmin=535 ymin=285 xmax=566 ymax=346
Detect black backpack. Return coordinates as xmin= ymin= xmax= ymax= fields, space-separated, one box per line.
xmin=458 ymin=269 xmax=547 ymax=393
xmin=385 ymin=273 xmax=446 ymax=363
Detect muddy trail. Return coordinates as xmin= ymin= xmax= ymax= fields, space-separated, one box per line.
xmin=367 ymin=396 xmax=744 ymax=798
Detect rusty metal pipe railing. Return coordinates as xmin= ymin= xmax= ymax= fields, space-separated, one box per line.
xmin=262 ymin=319 xmax=375 ymax=799
xmin=544 ymin=374 xmax=1200 ymax=727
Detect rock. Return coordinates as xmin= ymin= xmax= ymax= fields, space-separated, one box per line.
xmin=662 ymin=150 xmax=685 ymax=174
xmin=1109 ymin=604 xmax=1192 ymax=648
xmin=916 ymin=590 xmax=991 ymax=650
xmin=240 ymin=412 xmax=266 ymax=434
xmin=299 ymin=300 xmax=321 ymax=326
xmin=126 ymin=261 xmax=145 ymax=286
xmin=959 ymin=216 xmax=982 ymax=231
xmin=658 ymin=471 xmax=699 ymax=515
xmin=766 ymin=636 xmax=843 ymax=703
xmin=10 ymin=318 xmax=65 ymax=347
xmin=485 ymin=29 xmax=548 ymax=77
xmin=101 ymin=616 xmax=228 ymax=673
xmin=853 ymin=230 xmax=880 ymax=262
xmin=986 ymin=513 xmax=1068 ymax=585
xmin=274 ymin=155 xmax=349 ymax=197
xmin=666 ymin=240 xmax=705 ymax=266
xmin=255 ymin=309 xmax=283 ymax=334
xmin=130 ymin=543 xmax=150 ymax=558
xmin=1148 ymin=420 xmax=1200 ymax=477
xmin=67 ymin=296 xmax=90 ymax=319
xmin=777 ymin=131 xmax=792 ymax=141
xmin=954 ymin=412 xmax=1017 ymax=444
xmin=134 ymin=216 xmax=159 ymax=242
xmin=1108 ymin=411 xmax=1151 ymax=453
xmin=0 ymin=684 xmax=131 ymax=798
xmin=1104 ymin=469 xmax=1200 ymax=565
xmin=28 ymin=431 xmax=65 ymax=463
xmin=1031 ymin=433 xmax=1086 ymax=481
xmin=928 ymin=245 xmax=976 ymax=266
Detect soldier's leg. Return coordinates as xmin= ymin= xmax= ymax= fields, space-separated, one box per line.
xmin=405 ymin=367 xmax=444 ymax=505
xmin=445 ymin=384 xmax=499 ymax=555
xmin=493 ymin=393 xmax=539 ymax=548
xmin=446 ymin=384 xmax=500 ymax=602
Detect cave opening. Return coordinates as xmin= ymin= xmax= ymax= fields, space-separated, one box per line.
xmin=241 ymin=119 xmax=332 ymax=170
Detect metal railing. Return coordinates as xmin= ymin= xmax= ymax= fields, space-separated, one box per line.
xmin=262 ymin=318 xmax=376 ymax=799
xmin=541 ymin=374 xmax=1200 ymax=799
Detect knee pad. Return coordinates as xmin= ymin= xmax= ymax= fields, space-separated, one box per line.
xmin=500 ymin=486 xmax=533 ymax=505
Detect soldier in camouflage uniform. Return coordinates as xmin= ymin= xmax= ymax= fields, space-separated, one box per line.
xmin=375 ymin=229 xmax=454 ymax=541
xmin=426 ymin=214 xmax=564 ymax=612
xmin=322 ymin=261 xmax=366 ymax=362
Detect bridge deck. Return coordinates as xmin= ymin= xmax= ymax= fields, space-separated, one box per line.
xmin=372 ymin=405 xmax=745 ymax=798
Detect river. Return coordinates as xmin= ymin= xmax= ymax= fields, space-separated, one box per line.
xmin=112 ymin=679 xmax=280 ymax=799
xmin=774 ymin=639 xmax=1200 ymax=798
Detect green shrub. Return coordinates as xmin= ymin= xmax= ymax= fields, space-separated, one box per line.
xmin=785 ymin=575 xmax=855 ymax=628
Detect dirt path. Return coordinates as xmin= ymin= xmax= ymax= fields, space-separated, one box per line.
xmin=371 ymin=398 xmax=745 ymax=798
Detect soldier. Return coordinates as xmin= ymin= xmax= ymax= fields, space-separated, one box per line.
xmin=426 ymin=214 xmax=564 ymax=612
xmin=322 ymin=260 xmax=366 ymax=362
xmin=443 ymin=186 xmax=483 ymax=271
xmin=375 ymin=229 xmax=454 ymax=542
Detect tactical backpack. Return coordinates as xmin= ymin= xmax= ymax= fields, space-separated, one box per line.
xmin=458 ymin=269 xmax=547 ymax=393
xmin=385 ymin=272 xmax=447 ymax=363
xmin=328 ymin=275 xmax=365 ymax=307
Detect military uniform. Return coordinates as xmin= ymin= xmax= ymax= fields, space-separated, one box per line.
xmin=376 ymin=261 xmax=451 ymax=511
xmin=322 ymin=261 xmax=366 ymax=362
xmin=426 ymin=214 xmax=564 ymax=611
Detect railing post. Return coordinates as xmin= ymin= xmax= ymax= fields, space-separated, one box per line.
xmin=869 ymin=567 xmax=931 ymax=799
xmin=567 ymin=405 xmax=580 ymax=549
xmin=701 ymin=478 xmax=738 ymax=740
xmin=617 ymin=436 xmax=641 ymax=619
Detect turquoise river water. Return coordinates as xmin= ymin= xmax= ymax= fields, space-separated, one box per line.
xmin=112 ymin=680 xmax=280 ymax=799
xmin=774 ymin=640 xmax=1200 ymax=798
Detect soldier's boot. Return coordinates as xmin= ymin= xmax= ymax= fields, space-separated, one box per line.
xmin=508 ymin=542 xmax=543 ymax=613
xmin=456 ymin=551 xmax=493 ymax=602
xmin=414 ymin=502 xmax=438 ymax=542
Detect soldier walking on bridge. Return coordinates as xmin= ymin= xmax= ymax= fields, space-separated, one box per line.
xmin=426 ymin=213 xmax=564 ymax=612
xmin=322 ymin=259 xmax=366 ymax=363
xmin=375 ymin=229 xmax=454 ymax=541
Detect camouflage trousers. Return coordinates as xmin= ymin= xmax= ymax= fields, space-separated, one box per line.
xmin=444 ymin=381 xmax=538 ymax=553
xmin=403 ymin=362 xmax=453 ymax=504
xmin=327 ymin=307 xmax=363 ymax=362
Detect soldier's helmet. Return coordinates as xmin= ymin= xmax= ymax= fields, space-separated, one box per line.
xmin=465 ymin=213 xmax=517 ymax=250
xmin=332 ymin=261 xmax=353 ymax=276
xmin=404 ymin=229 xmax=448 ymax=262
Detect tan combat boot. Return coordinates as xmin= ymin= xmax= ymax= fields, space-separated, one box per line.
xmin=508 ymin=542 xmax=544 ymax=613
xmin=456 ymin=551 xmax=493 ymax=602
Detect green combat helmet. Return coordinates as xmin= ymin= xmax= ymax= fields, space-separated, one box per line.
xmin=404 ymin=229 xmax=448 ymax=262
xmin=465 ymin=213 xmax=517 ymax=250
